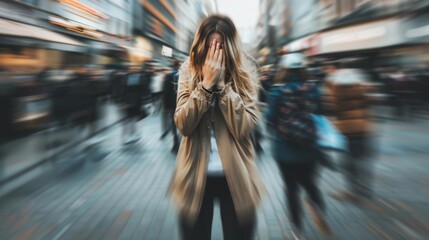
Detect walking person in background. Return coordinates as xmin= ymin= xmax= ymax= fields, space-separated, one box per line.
xmin=323 ymin=60 xmax=374 ymax=201
xmin=140 ymin=63 xmax=154 ymax=103
xmin=121 ymin=66 xmax=144 ymax=144
xmin=169 ymin=14 xmax=265 ymax=240
xmin=161 ymin=60 xmax=180 ymax=153
xmin=266 ymin=53 xmax=331 ymax=239
xmin=150 ymin=67 xmax=166 ymax=113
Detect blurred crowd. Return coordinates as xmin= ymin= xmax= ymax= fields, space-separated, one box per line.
xmin=0 ymin=60 xmax=182 ymax=146
xmin=3 ymin=51 xmax=429 ymax=152
xmin=257 ymin=58 xmax=429 ymax=118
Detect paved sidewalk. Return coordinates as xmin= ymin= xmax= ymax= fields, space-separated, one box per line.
xmin=0 ymin=102 xmax=123 ymax=196
xmin=0 ymin=114 xmax=428 ymax=240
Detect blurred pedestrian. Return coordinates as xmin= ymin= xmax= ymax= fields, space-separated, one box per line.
xmin=266 ymin=53 xmax=331 ymax=239
xmin=110 ymin=66 xmax=127 ymax=104
xmin=68 ymin=67 xmax=96 ymax=130
xmin=258 ymin=65 xmax=273 ymax=104
xmin=324 ymin=61 xmax=374 ymax=201
xmin=161 ymin=61 xmax=180 ymax=153
xmin=169 ymin=14 xmax=265 ymax=240
xmin=150 ymin=67 xmax=165 ymax=113
xmin=141 ymin=63 xmax=154 ymax=100
xmin=253 ymin=65 xmax=273 ymax=155
xmin=121 ymin=66 xmax=144 ymax=144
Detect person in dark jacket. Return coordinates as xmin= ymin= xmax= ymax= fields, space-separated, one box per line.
xmin=323 ymin=62 xmax=374 ymax=201
xmin=266 ymin=53 xmax=330 ymax=239
xmin=161 ymin=60 xmax=180 ymax=152
xmin=140 ymin=64 xmax=154 ymax=104
xmin=121 ymin=66 xmax=144 ymax=144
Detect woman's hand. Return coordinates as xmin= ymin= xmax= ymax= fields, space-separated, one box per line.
xmin=216 ymin=59 xmax=226 ymax=90
xmin=202 ymin=40 xmax=223 ymax=91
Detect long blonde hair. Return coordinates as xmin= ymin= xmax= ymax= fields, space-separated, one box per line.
xmin=189 ymin=14 xmax=258 ymax=100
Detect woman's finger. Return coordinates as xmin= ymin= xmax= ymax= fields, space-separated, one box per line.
xmin=216 ymin=49 xmax=223 ymax=66
xmin=208 ymin=40 xmax=216 ymax=60
xmin=213 ymin=43 xmax=220 ymax=65
xmin=203 ymin=55 xmax=209 ymax=66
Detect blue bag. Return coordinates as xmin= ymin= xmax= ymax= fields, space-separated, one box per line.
xmin=312 ymin=114 xmax=348 ymax=152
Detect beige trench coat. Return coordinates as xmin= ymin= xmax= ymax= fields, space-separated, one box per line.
xmin=169 ymin=60 xmax=265 ymax=225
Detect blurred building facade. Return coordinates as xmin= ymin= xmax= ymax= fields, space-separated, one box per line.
xmin=256 ymin=0 xmax=429 ymax=69
xmin=175 ymin=0 xmax=217 ymax=58
xmin=255 ymin=0 xmax=288 ymax=64
xmin=0 ymin=0 xmax=220 ymax=72
xmin=139 ymin=0 xmax=176 ymax=64
xmin=0 ymin=0 xmax=138 ymax=72
xmin=137 ymin=0 xmax=216 ymax=63
xmin=0 ymin=0 xmax=215 ymax=133
xmin=176 ymin=0 xmax=202 ymax=56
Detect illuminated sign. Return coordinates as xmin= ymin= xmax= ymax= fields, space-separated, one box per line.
xmin=162 ymin=45 xmax=173 ymax=57
xmin=318 ymin=19 xmax=403 ymax=54
xmin=323 ymin=27 xmax=387 ymax=45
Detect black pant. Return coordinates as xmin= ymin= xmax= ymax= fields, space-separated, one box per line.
xmin=165 ymin=108 xmax=179 ymax=148
xmin=278 ymin=162 xmax=325 ymax=230
xmin=180 ymin=176 xmax=255 ymax=240
xmin=344 ymin=135 xmax=373 ymax=197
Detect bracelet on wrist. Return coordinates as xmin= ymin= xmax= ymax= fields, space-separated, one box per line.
xmin=201 ymin=85 xmax=213 ymax=94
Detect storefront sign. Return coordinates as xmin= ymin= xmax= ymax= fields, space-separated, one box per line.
xmin=162 ymin=45 xmax=173 ymax=57
xmin=318 ymin=18 xmax=404 ymax=54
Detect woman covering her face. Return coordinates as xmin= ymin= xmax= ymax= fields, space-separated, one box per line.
xmin=169 ymin=14 xmax=265 ymax=240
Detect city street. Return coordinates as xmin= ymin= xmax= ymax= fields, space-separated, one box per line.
xmin=2 ymin=0 xmax=429 ymax=239
xmin=0 ymin=113 xmax=428 ymax=240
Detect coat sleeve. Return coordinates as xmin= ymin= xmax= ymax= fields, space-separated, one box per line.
xmin=217 ymin=80 xmax=260 ymax=141
xmin=174 ymin=61 xmax=212 ymax=136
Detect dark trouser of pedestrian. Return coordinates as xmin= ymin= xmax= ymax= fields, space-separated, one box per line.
xmin=161 ymin=108 xmax=179 ymax=152
xmin=152 ymin=92 xmax=163 ymax=113
xmin=278 ymin=161 xmax=325 ymax=231
xmin=121 ymin=104 xmax=140 ymax=144
xmin=179 ymin=176 xmax=255 ymax=240
xmin=171 ymin=115 xmax=179 ymax=151
xmin=252 ymin=125 xmax=263 ymax=154
xmin=343 ymin=135 xmax=373 ymax=198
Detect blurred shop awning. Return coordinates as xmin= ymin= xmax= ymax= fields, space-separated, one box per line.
xmin=317 ymin=18 xmax=404 ymax=55
xmin=0 ymin=18 xmax=85 ymax=51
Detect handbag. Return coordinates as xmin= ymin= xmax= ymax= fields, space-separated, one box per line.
xmin=312 ymin=114 xmax=348 ymax=152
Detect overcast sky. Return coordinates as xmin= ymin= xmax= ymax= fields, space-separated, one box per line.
xmin=216 ymin=0 xmax=260 ymax=44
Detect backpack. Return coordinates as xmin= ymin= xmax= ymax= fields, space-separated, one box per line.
xmin=276 ymin=82 xmax=317 ymax=146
